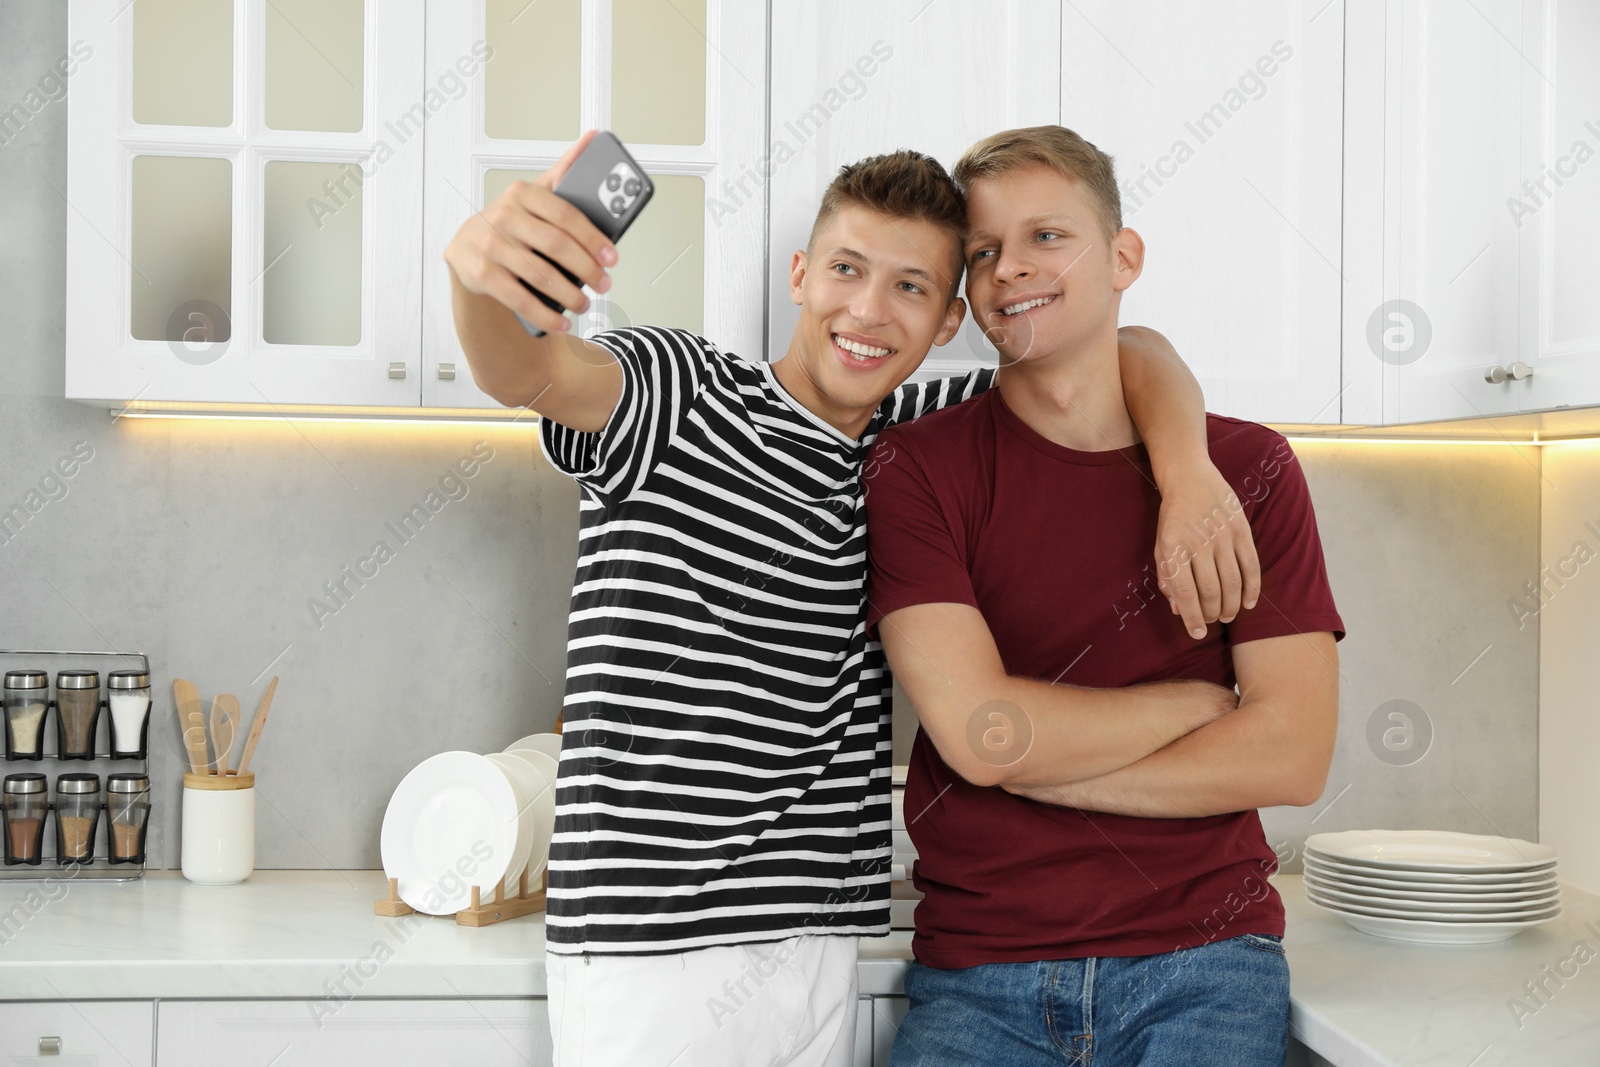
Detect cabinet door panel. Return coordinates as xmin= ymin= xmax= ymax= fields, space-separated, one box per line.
xmin=0 ymin=1001 xmax=153 ymax=1066
xmin=1063 ymin=1 xmax=1343 ymax=424
xmin=1344 ymin=0 xmax=1528 ymax=424
xmin=766 ymin=0 xmax=1061 ymax=379
xmin=423 ymin=0 xmax=764 ymax=408
xmin=871 ymin=994 xmax=910 ymax=1067
xmin=132 ymin=0 xmax=233 ymax=127
xmin=157 ymin=999 xmax=552 ymax=1066
xmin=1517 ymin=0 xmax=1600 ymax=414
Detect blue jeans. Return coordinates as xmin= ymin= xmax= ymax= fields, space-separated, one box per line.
xmin=888 ymin=933 xmax=1290 ymax=1066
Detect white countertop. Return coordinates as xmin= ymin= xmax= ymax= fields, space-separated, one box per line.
xmin=0 ymin=868 xmax=914 ymax=999
xmin=1281 ymin=872 xmax=1600 ymax=1066
xmin=2 ymin=871 xmax=1597 ymax=1065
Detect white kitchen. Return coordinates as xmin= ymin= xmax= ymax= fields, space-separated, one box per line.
xmin=3 ymin=1 xmax=1600 ymax=1064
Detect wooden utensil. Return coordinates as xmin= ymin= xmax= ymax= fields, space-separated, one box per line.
xmin=174 ymin=678 xmax=207 ymax=776
xmin=212 ymin=694 xmax=239 ymax=775
xmin=235 ymin=676 xmax=277 ymax=775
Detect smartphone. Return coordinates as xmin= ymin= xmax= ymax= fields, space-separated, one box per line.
xmin=516 ymin=131 xmax=655 ymax=337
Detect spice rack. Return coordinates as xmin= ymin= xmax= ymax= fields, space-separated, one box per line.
xmin=1 ymin=649 xmax=152 ymax=883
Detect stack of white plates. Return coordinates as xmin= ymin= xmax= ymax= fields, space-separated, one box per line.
xmin=1303 ymin=830 xmax=1561 ymax=945
xmin=380 ymin=733 xmax=561 ymax=916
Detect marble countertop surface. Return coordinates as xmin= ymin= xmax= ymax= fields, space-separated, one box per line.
xmin=2 ymin=870 xmax=1597 ymax=1065
xmin=0 ymin=868 xmax=915 ymax=999
xmin=1281 ymin=871 xmax=1600 ymax=1066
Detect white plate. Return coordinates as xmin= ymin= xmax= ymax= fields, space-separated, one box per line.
xmin=1303 ymin=853 xmax=1559 ymax=891
xmin=1305 ymin=884 xmax=1563 ymax=923
xmin=1306 ymin=879 xmax=1560 ymax=914
xmin=1305 ymin=894 xmax=1562 ymax=944
xmin=381 ymin=752 xmax=516 ymax=915
xmin=485 ymin=753 xmax=535 ymax=893
xmin=1303 ymin=865 xmax=1561 ymax=903
xmin=1303 ymin=850 xmax=1558 ymax=886
xmin=1306 ymin=830 xmax=1557 ymax=872
xmin=506 ymin=733 xmax=563 ymax=764
xmin=503 ymin=748 xmax=559 ymax=879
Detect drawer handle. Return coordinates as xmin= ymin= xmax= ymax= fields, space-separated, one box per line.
xmin=39 ymin=1035 xmax=61 ymax=1054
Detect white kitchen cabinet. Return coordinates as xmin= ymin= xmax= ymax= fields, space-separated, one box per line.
xmin=65 ymin=0 xmax=427 ymax=409
xmin=157 ymin=999 xmax=552 ymax=1066
xmin=1342 ymin=0 xmax=1536 ymax=425
xmin=0 ymin=1000 xmax=153 ymax=1065
xmin=66 ymin=0 xmax=763 ymax=415
xmin=854 ymin=997 xmax=875 ymax=1067
xmin=1062 ymin=2 xmax=1345 ymax=425
xmin=765 ymin=0 xmax=1062 ymax=381
xmin=420 ymin=0 xmax=768 ymax=408
xmin=871 ymin=994 xmax=910 ymax=1067
xmin=1514 ymin=0 xmax=1600 ymax=415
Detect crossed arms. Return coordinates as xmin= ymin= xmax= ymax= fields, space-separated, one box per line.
xmin=879 ymin=603 xmax=1339 ymax=817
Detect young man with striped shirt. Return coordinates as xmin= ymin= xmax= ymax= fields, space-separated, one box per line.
xmin=445 ymin=130 xmax=1260 ymax=1066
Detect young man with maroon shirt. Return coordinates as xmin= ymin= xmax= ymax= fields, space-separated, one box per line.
xmin=865 ymin=126 xmax=1345 ymax=1065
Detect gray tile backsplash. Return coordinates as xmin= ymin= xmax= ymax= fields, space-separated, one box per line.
xmin=2 ymin=8 xmax=1539 ymax=874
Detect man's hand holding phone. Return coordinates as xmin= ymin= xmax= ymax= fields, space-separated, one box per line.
xmin=445 ymin=130 xmax=634 ymax=432
xmin=445 ymin=130 xmax=619 ymax=336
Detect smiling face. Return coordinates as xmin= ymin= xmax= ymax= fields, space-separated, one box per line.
xmin=781 ymin=204 xmax=966 ymax=432
xmin=962 ymin=164 xmax=1142 ymax=368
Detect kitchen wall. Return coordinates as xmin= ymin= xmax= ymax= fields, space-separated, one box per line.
xmin=1 ymin=8 xmax=1542 ymax=874
xmin=1539 ymin=443 xmax=1600 ymax=894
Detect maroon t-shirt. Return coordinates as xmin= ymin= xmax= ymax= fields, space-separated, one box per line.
xmin=864 ymin=388 xmax=1345 ymax=968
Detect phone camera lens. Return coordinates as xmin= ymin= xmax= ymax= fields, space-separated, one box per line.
xmin=605 ymin=174 xmax=622 ymax=192
xmin=623 ymin=178 xmax=642 ymax=196
xmin=610 ymin=196 xmax=626 ymax=216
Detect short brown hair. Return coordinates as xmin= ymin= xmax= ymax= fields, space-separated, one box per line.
xmin=954 ymin=126 xmax=1122 ymax=239
xmin=807 ymin=150 xmax=966 ymax=296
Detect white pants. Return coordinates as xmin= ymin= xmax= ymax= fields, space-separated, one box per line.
xmin=546 ymin=934 xmax=860 ymax=1067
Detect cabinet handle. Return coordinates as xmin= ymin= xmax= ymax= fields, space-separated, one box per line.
xmin=39 ymin=1035 xmax=61 ymax=1054
xmin=387 ymin=362 xmax=407 ymax=380
xmin=1485 ymin=363 xmax=1535 ymax=384
xmin=437 ymin=363 xmax=457 ymax=381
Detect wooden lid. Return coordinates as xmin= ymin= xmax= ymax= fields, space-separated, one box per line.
xmin=183 ymin=771 xmax=255 ymax=791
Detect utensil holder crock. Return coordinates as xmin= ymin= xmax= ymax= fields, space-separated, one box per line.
xmin=181 ymin=771 xmax=254 ymax=885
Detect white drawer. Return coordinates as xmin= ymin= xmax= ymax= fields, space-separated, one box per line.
xmin=157 ymin=999 xmax=551 ymax=1067
xmin=0 ymin=1001 xmax=153 ymax=1065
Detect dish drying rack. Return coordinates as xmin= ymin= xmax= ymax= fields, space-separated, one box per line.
xmin=375 ymin=867 xmax=547 ymax=927
xmin=0 ymin=648 xmax=151 ymax=883
xmin=374 ymin=716 xmax=560 ymax=927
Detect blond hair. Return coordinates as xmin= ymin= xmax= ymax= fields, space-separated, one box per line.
xmin=954 ymin=126 xmax=1121 ymax=239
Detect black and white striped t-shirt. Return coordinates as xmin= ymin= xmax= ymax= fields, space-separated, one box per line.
xmin=539 ymin=326 xmax=991 ymax=956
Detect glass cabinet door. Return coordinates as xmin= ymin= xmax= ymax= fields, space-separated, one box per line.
xmin=66 ymin=0 xmax=425 ymax=409
xmin=421 ymin=0 xmax=766 ymax=409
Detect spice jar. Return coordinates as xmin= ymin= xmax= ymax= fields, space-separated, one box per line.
xmin=105 ymin=774 xmax=151 ymax=865
xmin=3 ymin=670 xmax=50 ymax=761
xmin=54 ymin=773 xmax=101 ymax=865
xmin=106 ymin=671 xmax=152 ymax=760
xmin=54 ymin=670 xmax=103 ymax=760
xmin=3 ymin=774 xmax=48 ymax=866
